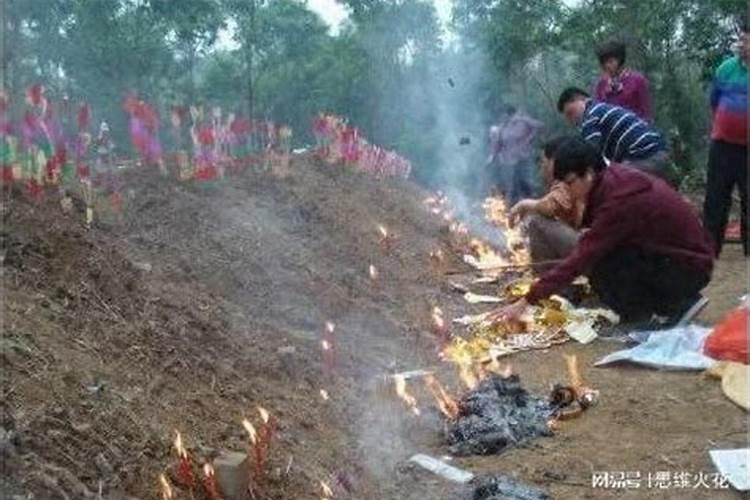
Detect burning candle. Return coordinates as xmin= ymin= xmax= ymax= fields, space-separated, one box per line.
xmin=257 ymin=406 xmax=276 ymax=458
xmin=320 ymin=389 xmax=329 ymax=401
xmin=173 ymin=431 xmax=195 ymax=490
xmin=159 ymin=473 xmax=174 ymax=500
xmin=203 ymin=464 xmax=220 ymax=500
xmin=368 ymin=264 xmax=378 ymax=281
xmin=322 ymin=321 xmax=336 ymax=379
xmin=242 ymin=418 xmax=263 ymax=485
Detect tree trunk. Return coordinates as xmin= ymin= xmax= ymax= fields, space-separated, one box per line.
xmin=187 ymin=41 xmax=196 ymax=104
xmin=246 ymin=0 xmax=256 ymax=118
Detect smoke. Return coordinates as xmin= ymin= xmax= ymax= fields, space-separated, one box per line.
xmin=425 ymin=44 xmax=509 ymax=248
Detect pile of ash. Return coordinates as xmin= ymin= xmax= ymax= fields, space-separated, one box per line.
xmin=471 ymin=475 xmax=550 ymax=500
xmin=446 ymin=373 xmax=553 ymax=456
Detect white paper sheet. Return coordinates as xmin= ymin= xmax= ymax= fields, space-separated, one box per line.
xmin=709 ymin=448 xmax=750 ymax=491
xmin=594 ymin=325 xmax=716 ymax=370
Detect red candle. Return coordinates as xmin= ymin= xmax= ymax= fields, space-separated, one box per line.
xmin=203 ymin=464 xmax=221 ymax=500
xmin=173 ymin=431 xmax=195 ymax=490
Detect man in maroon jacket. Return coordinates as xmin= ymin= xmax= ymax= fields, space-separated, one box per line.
xmin=490 ymin=137 xmax=714 ymax=326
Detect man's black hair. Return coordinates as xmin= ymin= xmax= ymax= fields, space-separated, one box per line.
xmin=553 ymin=137 xmax=607 ymax=181
xmin=596 ymin=40 xmax=627 ymax=66
xmin=542 ymin=136 xmax=569 ymax=160
xmin=557 ymin=87 xmax=590 ymax=112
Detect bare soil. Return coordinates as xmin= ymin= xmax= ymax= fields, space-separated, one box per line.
xmin=1 ymin=155 xmax=747 ymax=500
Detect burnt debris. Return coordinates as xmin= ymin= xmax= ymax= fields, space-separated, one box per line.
xmin=472 ymin=474 xmax=550 ymax=500
xmin=446 ymin=374 xmax=552 ymax=456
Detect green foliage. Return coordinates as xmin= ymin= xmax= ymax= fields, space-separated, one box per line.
xmin=2 ymin=0 xmax=745 ymax=185
xmin=453 ymin=0 xmax=746 ymax=184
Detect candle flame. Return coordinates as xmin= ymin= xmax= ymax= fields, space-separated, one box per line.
xmin=258 ymin=406 xmax=270 ymax=424
xmin=159 ymin=473 xmax=173 ymax=500
xmin=368 ymin=264 xmax=378 ymax=280
xmin=203 ymin=463 xmax=215 ymax=477
xmin=320 ymin=389 xmax=329 ymax=400
xmin=242 ymin=419 xmax=257 ymax=444
xmin=321 ymin=339 xmax=331 ymax=350
xmin=173 ymin=430 xmax=187 ymax=459
xmin=393 ymin=374 xmax=421 ymax=416
xmin=377 ymin=224 xmax=388 ymax=237
xmin=325 ymin=321 xmax=335 ymax=334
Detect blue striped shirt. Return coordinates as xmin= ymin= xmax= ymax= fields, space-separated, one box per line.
xmin=580 ymin=100 xmax=665 ymax=162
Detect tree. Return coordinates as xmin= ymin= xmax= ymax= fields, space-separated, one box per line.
xmin=149 ymin=0 xmax=225 ymax=102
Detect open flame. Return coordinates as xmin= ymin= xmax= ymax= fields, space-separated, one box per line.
xmin=242 ymin=419 xmax=257 ymax=444
xmin=432 ymin=306 xmax=445 ymax=331
xmin=442 ymin=341 xmax=480 ymax=390
xmin=325 ymin=321 xmax=335 ymax=334
xmin=320 ymin=389 xmax=329 ymax=401
xmin=203 ymin=463 xmax=215 ymax=477
xmin=322 ymin=339 xmax=331 ymax=350
xmin=483 ymin=196 xmax=530 ymax=265
xmin=377 ymin=224 xmax=388 ymax=238
xmin=258 ymin=406 xmax=270 ymax=424
xmin=368 ymin=264 xmax=378 ymax=280
xmin=320 ymin=480 xmax=333 ymax=498
xmin=457 ymin=360 xmax=479 ymax=390
xmin=424 ymin=374 xmax=459 ymax=420
xmin=393 ymin=374 xmax=421 ymax=416
xmin=173 ymin=430 xmax=187 ymax=459
xmin=159 ymin=473 xmax=173 ymax=500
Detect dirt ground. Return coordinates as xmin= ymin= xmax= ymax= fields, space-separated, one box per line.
xmin=1 ymin=155 xmax=747 ymax=500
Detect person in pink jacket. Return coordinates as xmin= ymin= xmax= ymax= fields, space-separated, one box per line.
xmin=593 ymin=40 xmax=653 ymax=121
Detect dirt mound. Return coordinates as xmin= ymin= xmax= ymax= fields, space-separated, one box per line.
xmin=2 ymin=154 xmax=469 ymax=499
xmin=4 ymin=154 xmax=747 ymax=500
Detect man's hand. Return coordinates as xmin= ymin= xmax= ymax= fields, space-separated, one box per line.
xmin=487 ymin=298 xmax=529 ymax=324
xmin=509 ymin=199 xmax=536 ymax=227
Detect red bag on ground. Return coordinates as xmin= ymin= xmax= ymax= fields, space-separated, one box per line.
xmin=704 ymin=306 xmax=749 ymax=364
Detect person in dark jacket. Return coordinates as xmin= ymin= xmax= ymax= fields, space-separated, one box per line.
xmin=489 ymin=137 xmax=714 ymax=325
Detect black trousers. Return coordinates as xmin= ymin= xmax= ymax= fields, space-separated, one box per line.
xmin=589 ymin=247 xmax=710 ymax=322
xmin=703 ymin=140 xmax=748 ymax=256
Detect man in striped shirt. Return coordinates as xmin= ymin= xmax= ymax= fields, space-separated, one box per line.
xmin=557 ymin=87 xmax=671 ymax=182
